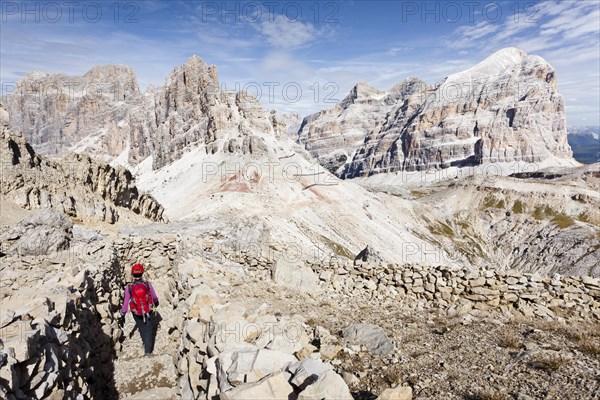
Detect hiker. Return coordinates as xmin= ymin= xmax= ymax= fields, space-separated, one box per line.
xmin=119 ymin=263 xmax=159 ymax=355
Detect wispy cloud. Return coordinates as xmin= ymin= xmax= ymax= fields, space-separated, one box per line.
xmin=386 ymin=46 xmax=413 ymax=56
xmin=450 ymin=21 xmax=500 ymax=49
xmin=258 ymin=14 xmax=326 ymax=48
xmin=447 ymin=1 xmax=599 ymax=52
xmin=443 ymin=1 xmax=599 ymax=125
xmin=1 ymin=1 xmax=597 ymax=124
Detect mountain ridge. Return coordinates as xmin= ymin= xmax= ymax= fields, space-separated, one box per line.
xmin=3 ymin=55 xmax=285 ymax=171
xmin=297 ymin=47 xmax=576 ymax=179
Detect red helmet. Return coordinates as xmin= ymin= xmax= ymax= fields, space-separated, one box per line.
xmin=131 ymin=263 xmax=144 ymax=275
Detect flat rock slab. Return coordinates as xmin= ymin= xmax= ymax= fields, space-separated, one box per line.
xmin=115 ymin=354 xmax=178 ymax=396
xmin=297 ymin=370 xmax=354 ymax=400
xmin=377 ymin=385 xmax=413 ymax=400
xmin=220 ymin=371 xmax=294 ymax=400
xmin=342 ymin=323 xmax=395 ymax=356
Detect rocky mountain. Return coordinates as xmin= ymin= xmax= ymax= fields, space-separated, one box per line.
xmin=3 ymin=56 xmax=286 ymax=170
xmin=1 ymin=51 xmax=600 ymax=400
xmin=298 ymin=48 xmax=576 ymax=178
xmin=1 ymin=104 xmax=164 ymax=223
xmin=297 ymin=80 xmax=426 ymax=175
xmin=568 ymin=126 xmax=600 ymax=164
xmin=4 ymin=65 xmax=140 ymax=158
xmin=3 ymin=52 xmax=596 ymax=274
xmin=280 ymin=111 xmax=303 ymax=138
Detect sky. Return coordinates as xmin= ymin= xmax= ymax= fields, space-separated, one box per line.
xmin=1 ymin=0 xmax=599 ymax=125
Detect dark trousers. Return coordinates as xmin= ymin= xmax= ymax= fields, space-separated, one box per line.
xmin=133 ymin=313 xmax=156 ymax=354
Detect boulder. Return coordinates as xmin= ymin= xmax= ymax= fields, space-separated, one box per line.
xmin=0 ymin=353 xmax=19 ymax=390
xmin=355 ymin=245 xmax=383 ymax=263
xmin=225 ymin=349 xmax=297 ymax=385
xmin=341 ymin=323 xmax=395 ymax=356
xmin=219 ymin=371 xmax=295 ymax=400
xmin=1 ymin=322 xmax=40 ymax=362
xmin=271 ymin=259 xmax=320 ymax=291
xmin=0 ymin=210 xmax=72 ymax=256
xmin=297 ymin=370 xmax=353 ymax=400
xmin=288 ymin=358 xmax=333 ymax=388
xmin=378 ymin=385 xmax=413 ymax=400
xmin=319 ymin=344 xmax=342 ymax=361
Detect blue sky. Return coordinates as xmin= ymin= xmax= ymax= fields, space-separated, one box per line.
xmin=1 ymin=0 xmax=599 ymax=125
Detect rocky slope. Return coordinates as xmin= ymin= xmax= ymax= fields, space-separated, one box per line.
xmin=1 ymin=105 xmax=164 ymax=223
xmin=3 ymin=56 xmax=287 ymax=170
xmin=133 ymin=136 xmax=446 ymax=265
xmin=356 ymin=163 xmax=600 ymax=277
xmin=298 ymin=48 xmax=576 ymax=178
xmin=1 ymin=214 xmax=598 ymax=400
xmin=297 ymin=80 xmax=428 ymax=175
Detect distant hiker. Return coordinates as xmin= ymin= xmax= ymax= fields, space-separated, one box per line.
xmin=119 ymin=263 xmax=159 ymax=355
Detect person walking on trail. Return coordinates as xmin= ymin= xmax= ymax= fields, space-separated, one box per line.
xmin=119 ymin=263 xmax=159 ymax=356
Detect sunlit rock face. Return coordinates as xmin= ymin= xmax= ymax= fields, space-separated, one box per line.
xmin=5 ymin=56 xmax=283 ymax=170
xmin=297 ymin=48 xmax=573 ymax=178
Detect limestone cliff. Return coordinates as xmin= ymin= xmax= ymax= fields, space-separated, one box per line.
xmin=297 ymin=48 xmax=574 ymax=178
xmin=4 ymin=56 xmax=282 ymax=170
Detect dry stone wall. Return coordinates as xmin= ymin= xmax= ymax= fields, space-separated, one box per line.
xmin=215 ymin=245 xmax=600 ymax=322
xmin=308 ymin=259 xmax=600 ymax=321
xmin=0 ymin=241 xmax=123 ymax=399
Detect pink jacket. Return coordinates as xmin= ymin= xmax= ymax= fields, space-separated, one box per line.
xmin=121 ymin=280 xmax=159 ymax=314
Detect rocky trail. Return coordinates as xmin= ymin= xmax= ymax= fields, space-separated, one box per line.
xmin=113 ymin=280 xmax=178 ymax=399
xmin=1 ymin=221 xmax=599 ymax=400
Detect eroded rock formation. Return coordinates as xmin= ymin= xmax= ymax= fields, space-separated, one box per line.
xmin=4 ymin=56 xmax=284 ymax=170
xmin=297 ymin=48 xmax=574 ymax=178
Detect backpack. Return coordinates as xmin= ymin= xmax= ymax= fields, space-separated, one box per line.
xmin=128 ymin=281 xmax=154 ymax=316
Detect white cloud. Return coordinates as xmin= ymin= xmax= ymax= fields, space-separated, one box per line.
xmin=386 ymin=47 xmax=413 ymax=56
xmin=448 ymin=1 xmax=599 ymax=52
xmin=449 ymin=21 xmax=500 ymax=49
xmin=258 ymin=15 xmax=320 ymax=48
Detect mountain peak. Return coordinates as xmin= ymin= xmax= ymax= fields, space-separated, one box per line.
xmin=354 ymin=81 xmax=377 ymax=91
xmin=443 ymin=47 xmax=554 ymax=86
xmin=184 ymin=54 xmax=208 ymax=67
xmin=388 ymin=77 xmax=428 ymax=94
xmin=491 ymin=46 xmax=527 ymax=59
xmin=164 ymin=55 xmax=219 ymax=89
xmin=84 ymin=64 xmax=136 ymax=78
xmin=81 ymin=64 xmax=140 ymax=97
xmin=340 ymin=82 xmax=385 ymax=108
xmin=19 ymin=71 xmax=50 ymax=82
